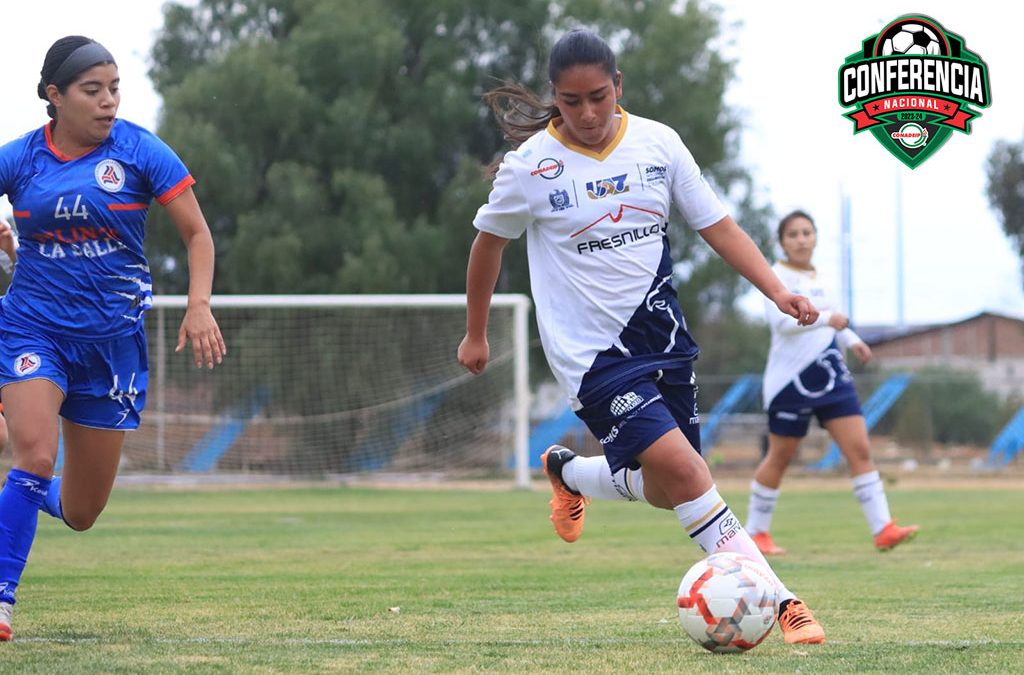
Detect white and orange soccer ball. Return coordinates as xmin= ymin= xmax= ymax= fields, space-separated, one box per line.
xmin=676 ymin=552 xmax=779 ymax=653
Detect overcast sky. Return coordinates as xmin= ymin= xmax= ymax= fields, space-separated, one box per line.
xmin=3 ymin=1 xmax=1022 ymax=327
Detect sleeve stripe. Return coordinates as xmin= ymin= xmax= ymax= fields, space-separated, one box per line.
xmin=156 ymin=175 xmax=196 ymax=205
xmin=108 ymin=203 xmax=149 ymax=211
xmin=13 ymin=210 xmax=30 ymax=218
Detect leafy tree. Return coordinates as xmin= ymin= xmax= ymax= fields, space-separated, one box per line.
xmin=144 ymin=0 xmax=777 ymax=449
xmin=985 ymin=137 xmax=1024 ymax=279
xmin=146 ymin=0 xmax=770 ymax=309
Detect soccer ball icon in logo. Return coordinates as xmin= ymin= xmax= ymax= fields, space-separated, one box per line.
xmin=677 ymin=552 xmax=779 ymax=653
xmin=880 ymin=21 xmax=943 ymax=56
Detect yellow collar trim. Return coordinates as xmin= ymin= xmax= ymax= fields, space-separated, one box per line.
xmin=547 ymin=106 xmax=628 ymax=161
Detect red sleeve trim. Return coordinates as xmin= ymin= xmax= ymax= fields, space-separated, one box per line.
xmin=156 ymin=175 xmax=196 ymax=205
xmin=13 ymin=210 xmax=30 ymax=219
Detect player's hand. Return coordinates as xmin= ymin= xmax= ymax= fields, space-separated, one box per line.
xmin=773 ymin=291 xmax=819 ymax=326
xmin=458 ymin=334 xmax=489 ymax=375
xmin=851 ymin=342 xmax=873 ymax=364
xmin=828 ymin=312 xmax=849 ymax=331
xmin=176 ymin=303 xmax=227 ymax=369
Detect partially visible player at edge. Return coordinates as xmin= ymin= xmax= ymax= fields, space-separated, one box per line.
xmin=458 ymin=29 xmax=825 ymax=645
xmin=745 ymin=210 xmax=918 ymax=556
xmin=0 ymin=222 xmax=17 ymax=454
xmin=0 ymin=36 xmax=226 ymax=641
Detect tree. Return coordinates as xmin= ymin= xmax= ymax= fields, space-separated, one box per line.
xmin=146 ymin=0 xmax=771 ymax=307
xmin=986 ymin=137 xmax=1024 ymax=279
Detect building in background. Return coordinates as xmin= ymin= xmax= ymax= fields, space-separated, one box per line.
xmin=862 ymin=311 xmax=1024 ymax=398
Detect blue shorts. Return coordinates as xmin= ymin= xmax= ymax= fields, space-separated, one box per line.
xmin=575 ymin=364 xmax=701 ymax=473
xmin=767 ymin=347 xmax=862 ymax=437
xmin=0 ymin=327 xmax=149 ymax=430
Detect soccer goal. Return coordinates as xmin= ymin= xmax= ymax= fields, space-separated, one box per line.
xmin=120 ymin=294 xmax=533 ymax=487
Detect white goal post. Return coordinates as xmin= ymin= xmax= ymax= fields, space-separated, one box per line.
xmin=122 ymin=294 xmax=533 ymax=487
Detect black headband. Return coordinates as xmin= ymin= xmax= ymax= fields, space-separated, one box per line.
xmin=48 ymin=41 xmax=116 ymax=88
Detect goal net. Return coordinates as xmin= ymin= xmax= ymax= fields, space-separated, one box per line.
xmin=117 ymin=295 xmax=532 ymax=486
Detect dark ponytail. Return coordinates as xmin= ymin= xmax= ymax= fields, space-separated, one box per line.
xmin=483 ymin=29 xmax=617 ymax=174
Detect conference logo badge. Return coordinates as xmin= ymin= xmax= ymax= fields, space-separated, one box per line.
xmin=838 ymin=15 xmax=991 ymax=169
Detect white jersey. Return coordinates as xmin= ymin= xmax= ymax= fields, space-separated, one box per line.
xmin=762 ymin=261 xmax=864 ymax=408
xmin=474 ymin=108 xmax=727 ymax=407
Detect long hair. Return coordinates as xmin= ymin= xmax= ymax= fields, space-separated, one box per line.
xmin=484 ymin=29 xmax=617 ymax=174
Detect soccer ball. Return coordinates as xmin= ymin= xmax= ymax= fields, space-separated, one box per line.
xmin=676 ymin=552 xmax=779 ymax=653
xmin=881 ymin=22 xmax=941 ymax=55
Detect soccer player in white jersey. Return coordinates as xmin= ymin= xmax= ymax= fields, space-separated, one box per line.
xmin=458 ymin=29 xmax=825 ymax=645
xmin=0 ymin=36 xmax=226 ymax=641
xmin=746 ymin=210 xmax=919 ymax=556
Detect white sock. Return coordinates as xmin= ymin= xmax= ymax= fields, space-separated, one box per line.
xmin=745 ymin=480 xmax=781 ymax=534
xmin=674 ymin=485 xmax=796 ymax=602
xmin=562 ymin=455 xmax=647 ymax=503
xmin=851 ymin=470 xmax=891 ymax=535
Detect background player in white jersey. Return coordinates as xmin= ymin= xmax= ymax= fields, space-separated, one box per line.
xmin=459 ymin=29 xmax=825 ymax=645
xmin=0 ymin=36 xmax=226 ymax=641
xmin=745 ymin=210 xmax=919 ymax=556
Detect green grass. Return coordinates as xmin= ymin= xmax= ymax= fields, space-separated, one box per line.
xmin=3 ymin=483 xmax=1023 ymax=672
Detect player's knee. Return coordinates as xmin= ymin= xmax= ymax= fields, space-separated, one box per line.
xmin=62 ymin=513 xmax=98 ymax=532
xmin=842 ymin=441 xmax=872 ymax=467
xmin=61 ymin=505 xmax=106 ymax=532
xmin=13 ymin=454 xmax=55 ymax=480
xmin=766 ymin=441 xmax=799 ymax=465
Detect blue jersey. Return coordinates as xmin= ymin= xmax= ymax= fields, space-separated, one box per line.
xmin=0 ymin=119 xmax=194 ymax=339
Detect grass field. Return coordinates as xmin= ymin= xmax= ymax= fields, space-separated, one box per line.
xmin=3 ymin=479 xmax=1023 ymax=672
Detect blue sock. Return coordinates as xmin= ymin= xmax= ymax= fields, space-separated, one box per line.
xmin=0 ymin=469 xmax=51 ymax=605
xmin=40 ymin=476 xmax=64 ymax=521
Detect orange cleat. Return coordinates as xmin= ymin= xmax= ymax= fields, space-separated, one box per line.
xmin=541 ymin=445 xmax=589 ymax=543
xmin=778 ymin=599 xmax=825 ymax=644
xmin=751 ymin=531 xmax=786 ymax=556
xmin=874 ymin=520 xmax=919 ymax=551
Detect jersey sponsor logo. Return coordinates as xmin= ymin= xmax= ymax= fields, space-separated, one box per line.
xmin=95 ymin=159 xmax=127 ymax=192
xmin=575 ymin=222 xmax=663 ymax=255
xmin=644 ymin=165 xmax=668 ymax=185
xmin=14 ymin=352 xmax=42 ymax=376
xmin=549 ymin=188 xmax=573 ymax=212
xmin=586 ymin=173 xmax=629 ymax=199
xmin=531 ymin=158 xmax=565 ymax=179
xmin=610 ymin=391 xmax=644 ymax=416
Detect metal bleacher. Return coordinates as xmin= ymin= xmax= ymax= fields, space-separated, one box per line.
xmin=986 ymin=406 xmax=1024 ymax=468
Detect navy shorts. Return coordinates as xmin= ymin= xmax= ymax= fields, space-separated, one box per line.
xmin=576 ymin=364 xmax=701 ymax=473
xmin=767 ymin=347 xmax=862 ymax=437
xmin=0 ymin=327 xmax=149 ymax=430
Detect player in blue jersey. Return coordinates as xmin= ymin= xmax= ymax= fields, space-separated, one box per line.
xmin=745 ymin=210 xmax=918 ymax=556
xmin=458 ymin=29 xmax=825 ymax=644
xmin=0 ymin=36 xmax=226 ymax=641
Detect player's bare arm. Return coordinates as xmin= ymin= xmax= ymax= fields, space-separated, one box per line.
xmin=698 ymin=215 xmax=819 ymax=326
xmin=459 ymin=231 xmax=510 ymax=375
xmin=165 ymin=187 xmax=226 ymax=370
